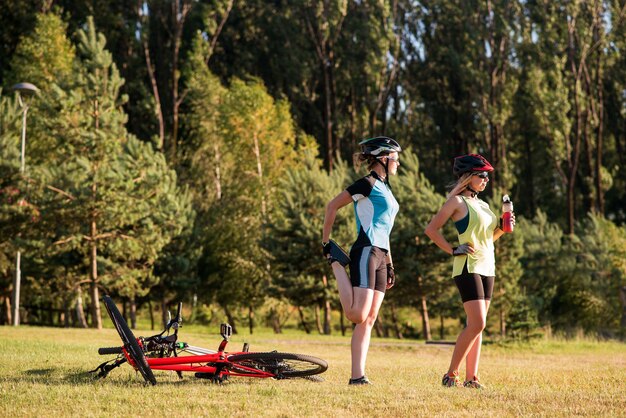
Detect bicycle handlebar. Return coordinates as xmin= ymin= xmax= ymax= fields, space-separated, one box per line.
xmin=99 ymin=346 xmax=123 ymax=355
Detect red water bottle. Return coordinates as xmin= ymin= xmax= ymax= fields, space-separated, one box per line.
xmin=502 ymin=195 xmax=514 ymax=233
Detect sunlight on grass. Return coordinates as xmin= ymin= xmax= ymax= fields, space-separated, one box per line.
xmin=1 ymin=326 xmax=625 ymax=416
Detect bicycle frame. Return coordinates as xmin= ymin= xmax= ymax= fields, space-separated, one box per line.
xmin=93 ymin=296 xmax=328 ymax=384
xmin=124 ymin=343 xmax=276 ymax=378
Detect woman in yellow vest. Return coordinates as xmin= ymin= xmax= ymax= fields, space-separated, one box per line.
xmin=425 ymin=154 xmax=515 ymax=389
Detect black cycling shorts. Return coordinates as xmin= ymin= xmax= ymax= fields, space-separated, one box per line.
xmin=453 ymin=261 xmax=495 ymax=303
xmin=349 ymin=246 xmax=388 ymax=293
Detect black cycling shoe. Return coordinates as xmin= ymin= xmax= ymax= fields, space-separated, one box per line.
xmin=326 ymin=240 xmax=351 ymax=267
xmin=348 ymin=376 xmax=371 ymax=385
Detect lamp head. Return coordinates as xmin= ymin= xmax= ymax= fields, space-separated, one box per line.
xmin=11 ymin=82 xmax=39 ymax=108
xmin=11 ymin=82 xmax=39 ymax=96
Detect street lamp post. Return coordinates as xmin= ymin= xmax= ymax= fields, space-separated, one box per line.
xmin=11 ymin=82 xmax=39 ymax=326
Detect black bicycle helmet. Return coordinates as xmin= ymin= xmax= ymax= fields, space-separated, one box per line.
xmin=453 ymin=154 xmax=494 ymax=177
xmin=359 ymin=136 xmax=402 ymax=156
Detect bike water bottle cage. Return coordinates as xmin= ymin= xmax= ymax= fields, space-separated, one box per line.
xmin=326 ymin=240 xmax=351 ymax=267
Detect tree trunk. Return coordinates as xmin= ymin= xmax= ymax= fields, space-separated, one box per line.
xmin=140 ymin=16 xmax=164 ymax=150
xmin=374 ymin=314 xmax=385 ymax=338
xmin=224 ymin=305 xmax=237 ymax=334
xmin=161 ymin=298 xmax=169 ymax=330
xmin=169 ymin=0 xmax=192 ymax=161
xmin=303 ymin=7 xmax=343 ymax=171
xmin=3 ymin=296 xmax=11 ymax=326
xmin=417 ymin=275 xmax=432 ymax=341
xmin=499 ymin=308 xmax=506 ymax=337
xmin=63 ymin=305 xmax=71 ymax=328
xmin=75 ymin=287 xmax=88 ymax=328
xmin=271 ymin=308 xmax=282 ymax=334
xmin=439 ymin=315 xmax=444 ymax=340
xmin=252 ymin=133 xmax=266 ymax=216
xmin=390 ymin=302 xmax=403 ymax=339
xmin=593 ymin=10 xmax=605 ymax=214
xmin=248 ymin=306 xmax=254 ymax=335
xmin=323 ymin=300 xmax=331 ymax=335
xmin=130 ymin=297 xmax=137 ymax=329
xmin=213 ymin=144 xmax=222 ymax=200
xmin=619 ymin=286 xmax=626 ymax=332
xmin=566 ymin=18 xmax=583 ymax=235
xmin=89 ymin=99 xmax=102 ymax=330
xmin=340 ymin=310 xmax=346 ymax=336
xmin=320 ymin=54 xmax=334 ymax=171
xmin=297 ymin=306 xmax=311 ymax=334
xmin=47 ymin=304 xmax=53 ymax=326
xmin=322 ymin=275 xmax=331 ymax=335
xmin=89 ymin=221 xmax=102 ymax=328
xmin=314 ymin=305 xmax=323 ymax=334
xmin=148 ymin=299 xmax=154 ymax=330
xmin=190 ymin=293 xmax=198 ymax=323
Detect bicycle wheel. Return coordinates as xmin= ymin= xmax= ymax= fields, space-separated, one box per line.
xmin=227 ymin=352 xmax=328 ymax=378
xmin=102 ymin=295 xmax=156 ymax=385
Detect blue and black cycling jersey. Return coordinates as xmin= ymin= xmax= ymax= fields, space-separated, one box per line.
xmin=345 ymin=171 xmax=399 ymax=251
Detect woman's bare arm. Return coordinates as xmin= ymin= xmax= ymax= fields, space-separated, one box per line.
xmin=322 ymin=191 xmax=353 ymax=243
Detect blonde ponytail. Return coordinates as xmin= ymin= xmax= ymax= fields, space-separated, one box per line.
xmin=446 ymin=173 xmax=474 ymax=199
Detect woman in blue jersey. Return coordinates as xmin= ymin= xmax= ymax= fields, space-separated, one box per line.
xmin=322 ymin=136 xmax=402 ymax=385
xmin=425 ymin=154 xmax=515 ymax=389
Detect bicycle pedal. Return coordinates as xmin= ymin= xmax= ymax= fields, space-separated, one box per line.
xmin=220 ymin=323 xmax=232 ymax=340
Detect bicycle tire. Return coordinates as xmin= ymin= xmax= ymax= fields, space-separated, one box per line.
xmin=98 ymin=346 xmax=123 ymax=355
xmin=227 ymin=352 xmax=328 ymax=378
xmin=103 ymin=295 xmax=157 ymax=385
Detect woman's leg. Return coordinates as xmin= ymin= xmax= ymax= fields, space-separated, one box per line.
xmin=447 ymin=300 xmax=487 ymax=374
xmin=335 ymin=246 xmax=379 ymax=324
xmin=465 ymin=300 xmax=490 ymax=380
xmin=331 ymin=263 xmax=357 ymax=314
xmin=351 ymin=289 xmax=384 ymax=379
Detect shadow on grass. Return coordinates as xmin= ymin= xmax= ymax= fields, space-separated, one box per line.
xmin=19 ymin=367 xmax=316 ymax=387
xmin=25 ymin=368 xmax=56 ymax=376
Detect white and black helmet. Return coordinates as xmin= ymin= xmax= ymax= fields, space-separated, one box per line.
xmin=359 ymin=136 xmax=402 ymax=156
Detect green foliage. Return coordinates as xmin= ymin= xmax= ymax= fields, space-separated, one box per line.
xmin=0 ymin=2 xmax=625 ymax=336
xmin=388 ymin=150 xmax=454 ymax=317
xmin=196 ymin=76 xmax=302 ymax=317
xmin=0 ymin=92 xmax=22 ymax=285
xmin=518 ymin=210 xmax=564 ymax=324
xmin=5 ymin=12 xmax=75 ymax=90
xmin=20 ymin=17 xmax=192 ymax=315
xmin=265 ymin=150 xmax=353 ymax=309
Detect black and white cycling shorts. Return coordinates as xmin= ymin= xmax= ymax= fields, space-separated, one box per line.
xmin=348 ymin=246 xmax=388 ymax=293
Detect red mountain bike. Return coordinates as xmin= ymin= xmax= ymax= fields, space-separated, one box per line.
xmin=91 ymin=295 xmax=328 ymax=385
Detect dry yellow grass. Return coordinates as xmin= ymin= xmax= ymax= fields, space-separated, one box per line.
xmin=1 ymin=325 xmax=625 ymax=417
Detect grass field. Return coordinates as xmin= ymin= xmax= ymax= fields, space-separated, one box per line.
xmin=1 ymin=324 xmax=625 ymax=417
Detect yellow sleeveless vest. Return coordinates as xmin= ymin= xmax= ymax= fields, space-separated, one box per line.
xmin=452 ymin=196 xmax=497 ymax=277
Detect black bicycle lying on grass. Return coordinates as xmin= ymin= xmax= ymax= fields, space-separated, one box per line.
xmin=91 ymin=295 xmax=328 ymax=385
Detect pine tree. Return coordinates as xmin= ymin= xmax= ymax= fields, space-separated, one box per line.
xmin=390 ymin=149 xmax=451 ymax=340
xmin=265 ymin=150 xmax=353 ymax=334
xmin=4 ymin=12 xmax=75 ymax=90
xmin=33 ymin=17 xmax=191 ymax=328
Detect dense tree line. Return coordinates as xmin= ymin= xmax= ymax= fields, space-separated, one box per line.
xmin=1 ymin=1 xmax=625 ymax=339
